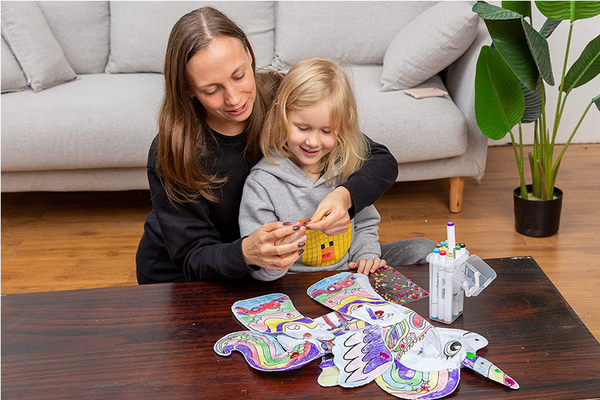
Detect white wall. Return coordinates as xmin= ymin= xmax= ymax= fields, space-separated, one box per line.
xmin=488 ymin=3 xmax=600 ymax=146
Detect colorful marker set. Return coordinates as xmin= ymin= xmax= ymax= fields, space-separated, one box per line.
xmin=369 ymin=265 xmax=429 ymax=305
xmin=428 ymin=222 xmax=469 ymax=324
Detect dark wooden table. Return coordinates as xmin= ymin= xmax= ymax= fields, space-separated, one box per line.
xmin=2 ymin=257 xmax=599 ymax=399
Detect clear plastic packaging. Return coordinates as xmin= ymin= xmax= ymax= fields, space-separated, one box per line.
xmin=427 ymin=251 xmax=495 ymax=324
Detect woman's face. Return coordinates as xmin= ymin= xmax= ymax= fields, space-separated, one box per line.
xmin=186 ymin=36 xmax=256 ymax=136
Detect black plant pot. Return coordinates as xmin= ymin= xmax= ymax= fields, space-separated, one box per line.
xmin=513 ymin=185 xmax=563 ymax=237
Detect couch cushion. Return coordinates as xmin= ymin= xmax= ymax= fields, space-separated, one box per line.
xmin=1 ymin=37 xmax=27 ymax=93
xmin=1 ymin=74 xmax=163 ymax=172
xmin=274 ymin=2 xmax=436 ymax=68
xmin=37 ymin=1 xmax=110 ymax=74
xmin=381 ymin=1 xmax=479 ymax=91
xmin=350 ymin=66 xmax=467 ymax=163
xmin=1 ymin=1 xmax=76 ymax=92
xmin=106 ymin=1 xmax=276 ymax=73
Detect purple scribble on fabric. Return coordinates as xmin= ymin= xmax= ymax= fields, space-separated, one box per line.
xmin=461 ymin=354 xmax=475 ymax=369
xmin=396 ymin=361 xmax=461 ymax=400
xmin=337 ymin=299 xmax=387 ymax=314
xmin=396 ymin=361 xmax=416 ymax=380
xmin=419 ymin=368 xmax=460 ymax=400
xmin=319 ymin=354 xmax=335 ymax=369
xmin=359 ymin=325 xmax=392 ymax=374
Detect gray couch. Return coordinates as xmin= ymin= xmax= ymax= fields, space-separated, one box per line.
xmin=1 ymin=1 xmax=489 ymax=212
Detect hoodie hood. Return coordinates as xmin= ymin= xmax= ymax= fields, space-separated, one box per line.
xmin=251 ymin=153 xmax=340 ymax=189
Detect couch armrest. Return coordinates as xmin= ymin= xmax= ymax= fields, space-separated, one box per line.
xmin=445 ymin=19 xmax=491 ymax=181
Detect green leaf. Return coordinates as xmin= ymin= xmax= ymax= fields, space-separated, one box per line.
xmin=540 ymin=18 xmax=561 ymax=39
xmin=563 ymin=34 xmax=600 ymax=93
xmin=475 ymin=46 xmax=525 ymax=140
xmin=522 ymin=18 xmax=554 ymax=85
xmin=480 ymin=17 xmax=540 ymax=89
xmin=502 ymin=1 xmax=532 ymax=18
xmin=535 ymin=1 xmax=600 ymax=22
xmin=521 ymin=80 xmax=544 ymax=123
xmin=473 ymin=2 xmax=523 ymax=20
xmin=593 ymin=94 xmax=600 ymax=111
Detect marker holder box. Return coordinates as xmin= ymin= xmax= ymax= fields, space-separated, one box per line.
xmin=427 ymin=252 xmax=496 ymax=325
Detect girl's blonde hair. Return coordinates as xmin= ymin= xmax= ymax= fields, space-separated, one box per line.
xmin=261 ymin=57 xmax=368 ymax=184
xmin=157 ymin=7 xmax=282 ymax=204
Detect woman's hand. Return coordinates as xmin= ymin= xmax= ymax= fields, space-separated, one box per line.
xmin=242 ymin=221 xmax=307 ymax=271
xmin=306 ymin=186 xmax=352 ymax=235
xmin=349 ymin=258 xmax=386 ymax=275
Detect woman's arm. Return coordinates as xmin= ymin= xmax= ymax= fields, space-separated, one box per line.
xmin=239 ymin=171 xmax=306 ymax=281
xmin=148 ymin=163 xmax=250 ymax=281
xmin=307 ymin=136 xmax=397 ymax=234
xmin=342 ymin=135 xmax=398 ymax=217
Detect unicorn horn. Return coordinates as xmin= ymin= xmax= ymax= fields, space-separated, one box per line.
xmin=461 ymin=352 xmax=519 ymax=389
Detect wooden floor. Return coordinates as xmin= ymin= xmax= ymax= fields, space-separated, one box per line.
xmin=2 ymin=144 xmax=599 ymax=341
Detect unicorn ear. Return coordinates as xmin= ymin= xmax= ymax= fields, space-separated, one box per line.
xmin=461 ymin=352 xmax=519 ymax=389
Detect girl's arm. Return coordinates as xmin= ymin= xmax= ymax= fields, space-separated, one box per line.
xmin=307 ymin=136 xmax=397 ymax=234
xmin=348 ymin=205 xmax=382 ymax=262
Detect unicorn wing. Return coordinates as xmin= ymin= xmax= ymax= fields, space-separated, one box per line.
xmin=232 ymin=293 xmax=334 ymax=340
xmin=332 ymin=324 xmax=394 ymax=388
xmin=214 ymin=330 xmax=323 ymax=372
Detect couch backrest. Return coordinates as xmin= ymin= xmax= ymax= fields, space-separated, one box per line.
xmin=105 ymin=1 xmax=276 ymax=74
xmin=37 ymin=1 xmax=110 ymax=74
xmin=274 ymin=1 xmax=437 ymax=68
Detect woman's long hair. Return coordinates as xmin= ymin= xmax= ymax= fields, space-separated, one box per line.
xmin=261 ymin=57 xmax=368 ymax=184
xmin=157 ymin=7 xmax=281 ymax=204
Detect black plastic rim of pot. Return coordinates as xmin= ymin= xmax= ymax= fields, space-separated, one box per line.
xmin=513 ymin=185 xmax=563 ymax=237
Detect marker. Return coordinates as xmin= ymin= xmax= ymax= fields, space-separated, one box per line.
xmin=445 ymin=252 xmax=454 ymax=323
xmin=455 ymin=245 xmax=462 ymax=258
xmin=430 ymin=248 xmax=440 ymax=320
xmin=447 ymin=222 xmax=455 ymax=253
xmin=438 ymin=250 xmax=446 ymax=321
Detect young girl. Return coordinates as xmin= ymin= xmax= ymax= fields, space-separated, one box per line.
xmin=239 ymin=58 xmax=387 ymax=281
xmin=135 ymin=7 xmax=401 ymax=283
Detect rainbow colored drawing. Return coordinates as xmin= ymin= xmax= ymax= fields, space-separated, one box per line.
xmin=215 ymin=272 xmax=519 ymax=399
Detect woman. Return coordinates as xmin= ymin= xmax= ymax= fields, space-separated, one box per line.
xmin=136 ymin=7 xmax=430 ymax=284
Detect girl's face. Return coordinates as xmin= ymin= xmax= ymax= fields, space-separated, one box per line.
xmin=286 ymin=101 xmax=336 ymax=177
xmin=186 ymin=36 xmax=256 ymax=136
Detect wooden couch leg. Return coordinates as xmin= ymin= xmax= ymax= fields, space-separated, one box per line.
xmin=449 ymin=177 xmax=465 ymax=213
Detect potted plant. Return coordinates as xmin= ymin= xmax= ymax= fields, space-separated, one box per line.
xmin=472 ymin=1 xmax=600 ymax=237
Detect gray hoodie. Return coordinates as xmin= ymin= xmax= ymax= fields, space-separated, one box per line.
xmin=239 ymin=154 xmax=381 ymax=281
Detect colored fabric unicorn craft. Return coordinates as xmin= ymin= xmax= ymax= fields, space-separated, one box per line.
xmin=214 ymin=272 xmax=519 ymax=399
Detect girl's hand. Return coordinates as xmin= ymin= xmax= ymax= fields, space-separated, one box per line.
xmin=349 ymin=258 xmax=386 ymax=275
xmin=306 ymin=186 xmax=352 ymax=236
xmin=242 ymin=221 xmax=307 ymax=271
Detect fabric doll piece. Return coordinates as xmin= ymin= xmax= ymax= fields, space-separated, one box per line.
xmin=232 ymin=293 xmax=334 ymax=341
xmin=214 ymin=330 xmax=323 ymax=371
xmin=216 ymin=273 xmax=519 ymax=398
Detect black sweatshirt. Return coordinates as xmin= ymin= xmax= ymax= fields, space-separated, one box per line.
xmin=136 ymin=130 xmax=398 ymax=283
